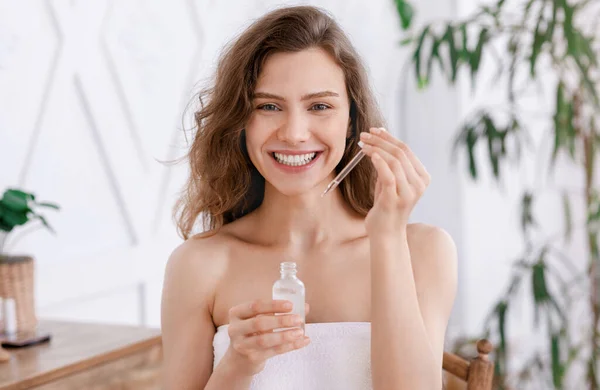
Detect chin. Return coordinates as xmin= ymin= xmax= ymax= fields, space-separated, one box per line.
xmin=268 ymin=181 xmax=321 ymax=197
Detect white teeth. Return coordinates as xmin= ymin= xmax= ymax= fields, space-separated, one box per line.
xmin=273 ymin=152 xmax=317 ymax=166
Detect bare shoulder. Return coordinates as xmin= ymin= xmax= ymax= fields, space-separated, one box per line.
xmin=163 ymin=230 xmax=231 ymax=312
xmin=407 ymin=223 xmax=457 ymax=263
xmin=406 ymin=223 xmax=458 ymax=292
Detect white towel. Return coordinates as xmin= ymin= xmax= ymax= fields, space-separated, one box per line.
xmin=213 ymin=322 xmax=372 ymax=390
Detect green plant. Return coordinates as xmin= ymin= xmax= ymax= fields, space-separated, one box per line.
xmin=0 ymin=189 xmax=60 ymax=254
xmin=394 ymin=0 xmax=599 ymax=388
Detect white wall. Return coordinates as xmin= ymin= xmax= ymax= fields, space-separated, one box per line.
xmin=3 ymin=0 xmax=463 ymax=330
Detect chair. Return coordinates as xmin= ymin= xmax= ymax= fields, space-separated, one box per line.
xmin=443 ymin=339 xmax=494 ymax=390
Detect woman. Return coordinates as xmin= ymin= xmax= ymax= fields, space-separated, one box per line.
xmin=161 ymin=5 xmax=457 ymax=390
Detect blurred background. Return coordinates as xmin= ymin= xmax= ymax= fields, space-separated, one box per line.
xmin=1 ymin=0 xmax=598 ymax=388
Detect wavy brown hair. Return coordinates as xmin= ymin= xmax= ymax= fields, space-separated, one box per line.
xmin=175 ymin=5 xmax=385 ymax=239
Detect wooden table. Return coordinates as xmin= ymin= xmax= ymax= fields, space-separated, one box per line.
xmin=0 ymin=321 xmax=162 ymax=390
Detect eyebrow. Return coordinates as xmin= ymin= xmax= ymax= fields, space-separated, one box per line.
xmin=253 ymin=91 xmax=340 ymax=101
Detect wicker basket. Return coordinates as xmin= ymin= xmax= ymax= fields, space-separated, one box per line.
xmin=0 ymin=255 xmax=37 ymax=332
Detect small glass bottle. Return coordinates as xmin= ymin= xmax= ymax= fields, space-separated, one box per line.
xmin=272 ymin=262 xmax=305 ymax=332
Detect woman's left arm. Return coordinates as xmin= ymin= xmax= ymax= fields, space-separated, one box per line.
xmin=360 ymin=128 xmax=458 ymax=390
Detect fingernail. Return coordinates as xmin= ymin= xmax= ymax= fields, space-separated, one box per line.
xmin=380 ymin=127 xmax=387 ymax=132
xmin=283 ymin=302 xmax=292 ymax=309
xmin=371 ymin=128 xmax=380 ymax=134
xmin=358 ymin=140 xmax=365 ymax=148
xmin=360 ymin=132 xmax=371 ymax=139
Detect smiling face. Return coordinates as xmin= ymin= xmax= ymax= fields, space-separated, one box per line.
xmin=245 ymin=47 xmax=351 ymax=196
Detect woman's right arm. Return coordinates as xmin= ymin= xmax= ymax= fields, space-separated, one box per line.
xmin=161 ymin=239 xmax=310 ymax=390
xmin=161 ymin=239 xmax=251 ymax=390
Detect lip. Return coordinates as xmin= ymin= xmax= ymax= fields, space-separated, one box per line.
xmin=269 ymin=151 xmax=323 ymax=173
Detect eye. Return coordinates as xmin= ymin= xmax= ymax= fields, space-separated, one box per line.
xmin=258 ymin=104 xmax=280 ymax=111
xmin=310 ymin=103 xmax=331 ymax=111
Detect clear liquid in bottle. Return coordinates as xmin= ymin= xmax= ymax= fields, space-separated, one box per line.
xmin=272 ymin=262 xmax=305 ymax=333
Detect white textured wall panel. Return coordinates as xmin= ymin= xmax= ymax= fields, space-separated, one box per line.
xmin=1 ymin=0 xmax=467 ymax=336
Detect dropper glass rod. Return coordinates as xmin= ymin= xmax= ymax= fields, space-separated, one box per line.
xmin=321 ymin=141 xmax=365 ymax=197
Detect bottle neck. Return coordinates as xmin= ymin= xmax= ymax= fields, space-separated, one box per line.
xmin=279 ymin=262 xmax=298 ymax=279
xmin=280 ymin=271 xmax=298 ymax=279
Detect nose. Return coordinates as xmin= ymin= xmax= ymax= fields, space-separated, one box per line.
xmin=276 ymin=110 xmax=310 ymax=145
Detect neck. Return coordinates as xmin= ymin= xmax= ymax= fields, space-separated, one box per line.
xmin=251 ymin=181 xmax=363 ymax=252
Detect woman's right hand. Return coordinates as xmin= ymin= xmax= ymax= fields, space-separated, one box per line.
xmin=221 ymin=299 xmax=311 ymax=376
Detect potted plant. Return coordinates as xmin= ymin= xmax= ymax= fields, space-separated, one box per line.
xmin=394 ymin=0 xmax=599 ymax=388
xmin=0 ymin=188 xmax=59 ymax=332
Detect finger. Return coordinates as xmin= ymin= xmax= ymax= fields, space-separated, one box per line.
xmin=396 ymin=149 xmax=421 ymax=187
xmin=234 ymin=313 xmax=303 ymax=337
xmin=237 ymin=327 xmax=305 ymax=351
xmin=369 ymin=152 xmax=397 ymax=199
xmin=361 ymin=129 xmax=429 ymax=180
xmin=229 ymin=299 xmax=292 ymax=321
xmin=361 ymin=130 xmax=415 ymax=178
xmin=363 ymin=145 xmax=408 ymax=193
xmin=305 ymin=302 xmax=310 ymax=315
xmin=400 ymin=146 xmax=429 ymax=183
xmin=262 ymin=336 xmax=311 ymax=360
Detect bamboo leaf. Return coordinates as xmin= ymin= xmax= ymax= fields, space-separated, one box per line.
xmin=521 ymin=192 xmax=536 ymax=234
xmin=575 ymin=30 xmax=598 ymax=67
xmin=494 ymin=300 xmax=508 ymax=355
xmin=507 ymin=36 xmax=519 ymax=104
xmin=552 ymin=82 xmax=568 ymax=163
xmin=470 ymin=28 xmax=489 ymax=86
xmin=394 ymin=0 xmax=414 ymax=30
xmin=466 ymin=127 xmax=478 ymax=179
xmin=530 ymin=4 xmax=547 ymax=77
xmin=413 ymin=26 xmax=431 ymax=89
xmin=589 ymin=358 xmax=599 ymax=389
xmin=483 ymin=115 xmax=501 ymax=178
xmin=545 ymin=0 xmax=557 ymax=43
xmin=551 ymin=333 xmax=563 ymax=388
xmin=426 ymin=34 xmax=445 ymax=82
xmin=399 ymin=37 xmax=413 ymax=46
xmin=459 ymin=23 xmax=469 ymax=63
xmin=561 ymin=2 xmax=598 ymax=106
xmin=524 ymin=0 xmax=537 ymax=16
xmin=442 ymin=25 xmax=459 ymax=82
xmin=532 ymin=257 xmax=549 ymax=327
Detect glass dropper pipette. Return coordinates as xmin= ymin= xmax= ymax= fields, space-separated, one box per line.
xmin=321 ymin=141 xmax=365 ymax=197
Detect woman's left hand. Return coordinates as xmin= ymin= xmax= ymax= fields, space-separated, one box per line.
xmin=360 ymin=127 xmax=430 ymax=236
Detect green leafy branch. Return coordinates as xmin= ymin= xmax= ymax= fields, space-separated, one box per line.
xmin=0 ymin=189 xmax=60 ymax=254
xmin=394 ymin=0 xmax=599 ymax=388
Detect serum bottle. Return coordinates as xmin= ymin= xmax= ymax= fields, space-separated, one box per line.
xmin=272 ymin=262 xmax=305 ymax=332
